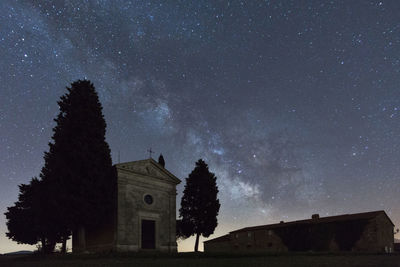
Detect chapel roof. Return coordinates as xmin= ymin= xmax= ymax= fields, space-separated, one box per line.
xmin=115 ymin=158 xmax=181 ymax=184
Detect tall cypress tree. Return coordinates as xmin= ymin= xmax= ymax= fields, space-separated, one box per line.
xmin=5 ymin=80 xmax=114 ymax=253
xmin=40 ymin=80 xmax=115 ymax=249
xmin=179 ymin=159 xmax=220 ymax=252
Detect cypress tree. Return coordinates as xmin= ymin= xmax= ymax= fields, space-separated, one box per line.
xmin=158 ymin=154 xmax=165 ymax=167
xmin=4 ymin=178 xmax=65 ymax=253
xmin=179 ymin=159 xmax=220 ymax=252
xmin=5 ymin=80 xmax=114 ymax=253
xmin=40 ymin=80 xmax=115 ymax=249
xmin=5 ymin=179 xmax=42 ymax=246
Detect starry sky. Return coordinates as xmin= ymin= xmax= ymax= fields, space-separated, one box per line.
xmin=1 ymin=0 xmax=400 ymax=253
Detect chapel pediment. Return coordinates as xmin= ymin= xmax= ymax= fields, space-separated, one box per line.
xmin=115 ymin=158 xmax=181 ymax=184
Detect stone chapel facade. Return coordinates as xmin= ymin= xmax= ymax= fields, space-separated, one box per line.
xmin=72 ymin=158 xmax=181 ymax=252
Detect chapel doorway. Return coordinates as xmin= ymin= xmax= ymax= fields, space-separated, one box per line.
xmin=141 ymin=219 xmax=156 ymax=249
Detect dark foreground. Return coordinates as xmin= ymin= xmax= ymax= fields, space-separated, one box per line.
xmin=1 ymin=252 xmax=400 ymax=267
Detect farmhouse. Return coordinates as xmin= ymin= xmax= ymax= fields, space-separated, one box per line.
xmin=73 ymin=158 xmax=181 ymax=252
xmin=204 ymin=211 xmax=394 ymax=253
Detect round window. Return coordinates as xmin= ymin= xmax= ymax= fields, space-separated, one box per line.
xmin=144 ymin=194 xmax=153 ymax=205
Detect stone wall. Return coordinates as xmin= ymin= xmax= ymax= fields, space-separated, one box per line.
xmin=205 ymin=214 xmax=394 ymax=253
xmin=229 ymin=229 xmax=287 ymax=252
xmin=204 ymin=229 xmax=288 ymax=253
xmin=204 ymin=239 xmax=231 ymax=252
xmin=116 ymin=165 xmax=177 ymax=252
xmin=375 ymin=213 xmax=394 ymax=252
xmin=354 ymin=214 xmax=394 ymax=252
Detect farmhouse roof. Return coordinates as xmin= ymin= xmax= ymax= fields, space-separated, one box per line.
xmin=203 ymin=234 xmax=230 ymax=243
xmin=230 ymin=210 xmax=393 ymax=234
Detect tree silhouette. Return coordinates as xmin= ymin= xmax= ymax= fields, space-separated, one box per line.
xmin=158 ymin=154 xmax=165 ymax=167
xmin=4 ymin=178 xmax=66 ymax=253
xmin=179 ymin=159 xmax=220 ymax=252
xmin=176 ymin=219 xmax=192 ymax=240
xmin=6 ymin=80 xmax=115 ymax=253
xmin=40 ymin=80 xmax=115 ymax=251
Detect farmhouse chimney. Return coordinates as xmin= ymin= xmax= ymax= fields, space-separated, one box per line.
xmin=312 ymin=214 xmax=320 ymax=220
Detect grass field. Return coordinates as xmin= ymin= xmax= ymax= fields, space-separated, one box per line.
xmin=1 ymin=252 xmax=400 ymax=267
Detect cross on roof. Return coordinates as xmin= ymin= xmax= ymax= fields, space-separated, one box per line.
xmin=147 ymin=148 xmax=154 ymax=158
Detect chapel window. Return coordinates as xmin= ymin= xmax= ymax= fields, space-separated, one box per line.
xmin=144 ymin=194 xmax=153 ymax=205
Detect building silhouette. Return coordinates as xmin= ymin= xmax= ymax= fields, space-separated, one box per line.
xmin=204 ymin=210 xmax=394 ymax=253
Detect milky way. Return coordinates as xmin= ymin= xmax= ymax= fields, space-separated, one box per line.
xmin=1 ymin=1 xmax=400 ymax=252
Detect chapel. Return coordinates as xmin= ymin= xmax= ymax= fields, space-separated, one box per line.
xmin=72 ymin=157 xmax=181 ymax=252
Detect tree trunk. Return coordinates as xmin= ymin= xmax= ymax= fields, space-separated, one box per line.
xmin=61 ymin=235 xmax=67 ymax=253
xmin=41 ymin=237 xmax=46 ymax=253
xmin=43 ymin=238 xmax=56 ymax=254
xmin=194 ymin=233 xmax=200 ymax=252
xmin=48 ymin=239 xmax=56 ymax=254
xmin=78 ymin=226 xmax=86 ymax=252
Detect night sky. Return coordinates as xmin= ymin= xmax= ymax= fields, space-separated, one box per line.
xmin=1 ymin=0 xmax=400 ymax=253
